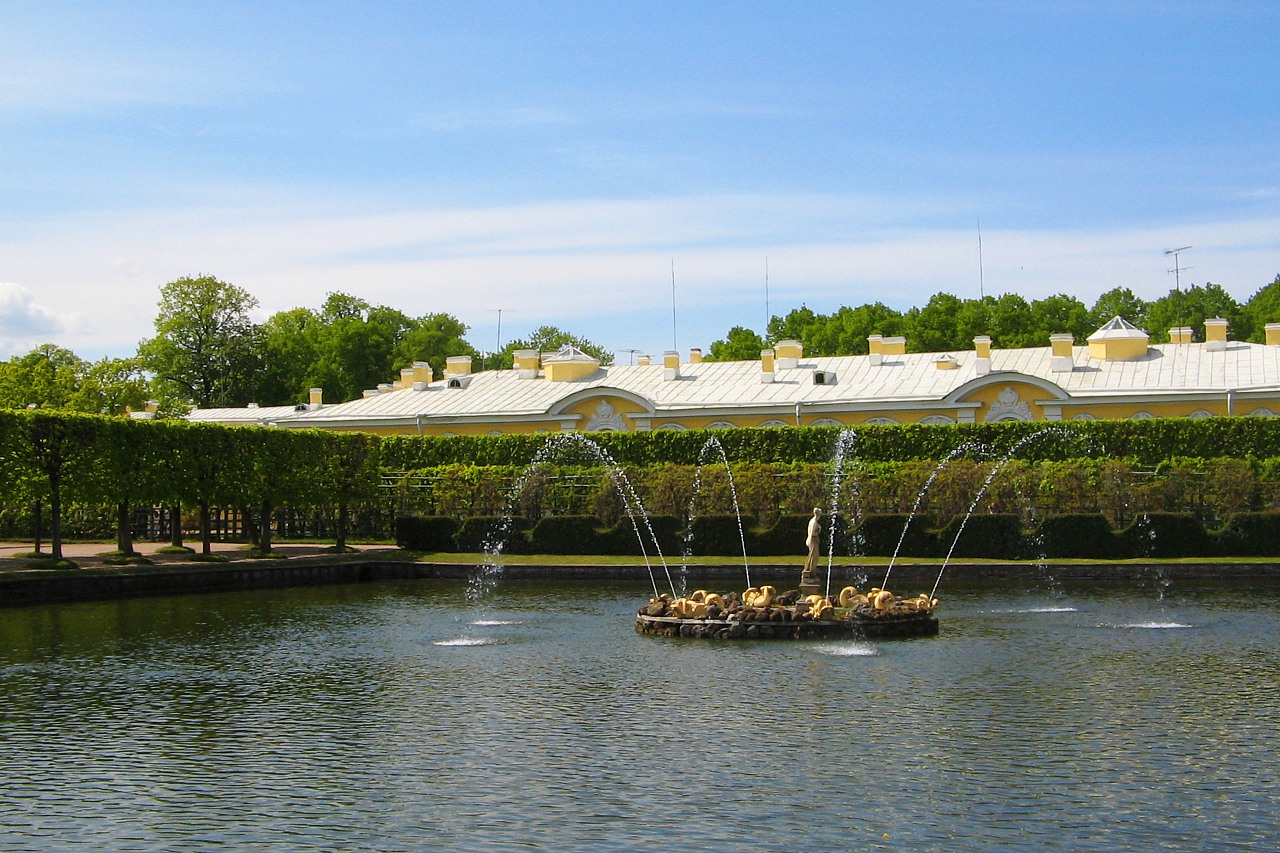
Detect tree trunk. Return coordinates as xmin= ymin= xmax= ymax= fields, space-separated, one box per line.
xmin=199 ymin=500 xmax=212 ymax=555
xmin=170 ymin=504 xmax=184 ymax=549
xmin=242 ymin=505 xmax=261 ymax=550
xmin=32 ymin=499 xmax=44 ymax=556
xmin=49 ymin=479 xmax=63 ymax=562
xmin=336 ymin=501 xmax=349 ymax=551
xmin=115 ymin=501 xmax=136 ymax=556
xmin=259 ymin=500 xmax=274 ymax=553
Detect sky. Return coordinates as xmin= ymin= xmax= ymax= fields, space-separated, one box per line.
xmin=2 ymin=1 xmax=1278 ymax=365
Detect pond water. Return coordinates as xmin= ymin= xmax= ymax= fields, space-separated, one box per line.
xmin=1 ymin=572 xmax=1278 ymax=851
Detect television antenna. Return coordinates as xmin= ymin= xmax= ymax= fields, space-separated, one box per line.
xmin=620 ymin=348 xmax=643 ymax=365
xmin=1165 ymin=246 xmax=1192 ymax=290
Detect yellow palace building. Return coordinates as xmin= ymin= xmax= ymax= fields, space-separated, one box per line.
xmin=187 ymin=317 xmax=1280 ymax=435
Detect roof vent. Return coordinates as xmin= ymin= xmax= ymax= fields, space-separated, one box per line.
xmin=813 ymin=370 xmax=836 ymax=385
xmin=447 ymin=375 xmax=473 ymax=389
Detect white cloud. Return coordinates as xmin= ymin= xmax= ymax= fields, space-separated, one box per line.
xmin=3 ymin=194 xmax=1278 ymax=362
xmin=0 ymin=282 xmax=68 ymax=357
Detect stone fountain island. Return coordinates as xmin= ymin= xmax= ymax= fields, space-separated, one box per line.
xmin=636 ymin=582 xmax=939 ymax=641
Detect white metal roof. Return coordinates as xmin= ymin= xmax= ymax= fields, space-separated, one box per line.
xmin=184 ymin=338 xmax=1280 ymax=428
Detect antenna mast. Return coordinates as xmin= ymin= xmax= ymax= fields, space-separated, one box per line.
xmin=977 ymin=218 xmax=985 ymax=299
xmin=764 ymin=257 xmax=770 ymax=333
xmin=1165 ymin=246 xmax=1192 ymax=290
xmin=671 ymin=257 xmax=678 ymax=351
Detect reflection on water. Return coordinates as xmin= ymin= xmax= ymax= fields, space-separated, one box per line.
xmin=2 ymin=576 xmax=1279 ymax=851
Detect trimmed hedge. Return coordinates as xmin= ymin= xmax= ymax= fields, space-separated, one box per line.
xmin=1212 ymin=512 xmax=1280 ymax=557
xmin=1120 ymin=512 xmax=1215 ymax=559
xmin=858 ymin=513 xmax=939 ymax=558
xmin=395 ymin=515 xmax=459 ymax=552
xmin=684 ymin=514 xmax=752 ymax=558
xmin=751 ymin=514 xmax=810 ymax=556
xmin=1034 ymin=514 xmax=1123 ymax=559
xmin=379 ymin=418 xmax=1280 ymax=469
xmin=528 ymin=515 xmax=602 ymax=555
xmin=934 ymin=513 xmax=1025 ymax=560
xmin=395 ymin=509 xmax=1280 ymax=558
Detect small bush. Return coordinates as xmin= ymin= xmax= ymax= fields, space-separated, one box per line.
xmin=1035 ymin=514 xmax=1123 ymax=559
xmin=1119 ymin=512 xmax=1214 ymax=558
xmin=934 ymin=513 xmax=1024 ymax=560
xmin=685 ymin=514 xmax=753 ymax=557
xmin=752 ymin=514 xmax=809 ymax=556
xmin=596 ymin=515 xmax=682 ymax=557
xmin=528 ymin=515 xmax=603 ymax=555
xmin=857 ymin=513 xmax=939 ymax=557
xmin=454 ymin=516 xmax=529 ymax=554
xmin=395 ymin=516 xmax=460 ymax=552
xmin=1211 ymin=512 xmax=1280 ymax=557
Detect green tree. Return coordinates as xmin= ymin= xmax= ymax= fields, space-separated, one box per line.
xmin=498 ymin=325 xmax=613 ymax=366
xmin=1244 ymin=274 xmax=1280 ymax=342
xmin=256 ymin=306 xmax=324 ymax=405
xmin=398 ymin=312 xmax=480 ymax=377
xmin=139 ymin=275 xmax=260 ymax=407
xmin=706 ymin=326 xmax=766 ymax=361
xmin=1090 ymin=287 xmax=1148 ymax=331
xmin=1145 ymin=283 xmax=1249 ymax=342
xmin=2 ymin=411 xmax=99 ymax=562
xmin=71 ymin=356 xmax=151 ymax=415
xmin=807 ymin=303 xmax=905 ymax=355
xmin=1026 ymin=294 xmax=1092 ymax=345
xmin=0 ymin=345 xmax=87 ymax=410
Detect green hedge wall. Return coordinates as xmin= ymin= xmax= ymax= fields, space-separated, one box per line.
xmin=394 ymin=509 xmax=1280 ymax=559
xmin=379 ymin=418 xmax=1280 ymax=469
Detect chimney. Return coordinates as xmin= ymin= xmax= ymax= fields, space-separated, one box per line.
xmin=637 ymin=354 xmax=651 ymax=366
xmin=868 ymin=335 xmax=884 ymax=366
xmin=1050 ymin=334 xmax=1074 ymax=372
xmin=445 ymin=355 xmax=473 ymax=377
xmin=1168 ymin=327 xmax=1193 ymax=344
xmin=761 ymin=348 xmax=775 ymax=383
xmin=145 ymin=400 xmax=159 ymax=414
xmin=399 ymin=368 xmax=415 ymax=390
xmin=1204 ymin=318 xmax=1228 ymax=352
xmin=974 ymin=335 xmax=992 ymax=376
xmin=689 ymin=347 xmax=703 ymax=364
xmin=1266 ymin=323 xmax=1280 ymax=347
xmin=362 ymin=389 xmax=380 ymax=398
xmin=514 ymin=349 xmax=539 ymax=379
xmin=308 ymin=388 xmax=323 ymax=410
xmin=413 ymin=361 xmax=433 ymax=385
xmin=774 ymin=339 xmax=803 ymax=369
xmin=933 ymin=354 xmax=959 ymax=370
xmin=663 ymin=350 xmax=681 ymax=381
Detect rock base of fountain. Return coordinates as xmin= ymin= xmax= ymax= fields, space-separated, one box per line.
xmin=635 ymin=587 xmax=939 ymax=641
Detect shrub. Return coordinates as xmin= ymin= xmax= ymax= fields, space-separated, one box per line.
xmin=684 ymin=513 xmax=753 ymax=557
xmin=395 ymin=515 xmax=460 ymax=552
xmin=1119 ymin=512 xmax=1214 ymax=558
xmin=1034 ymin=514 xmax=1122 ymax=559
xmin=934 ymin=513 xmax=1024 ymax=560
xmin=454 ymin=515 xmax=529 ymax=554
xmin=595 ymin=514 xmax=682 ymax=558
xmin=752 ymin=514 xmax=809 ymax=556
xmin=1211 ymin=512 xmax=1280 ymax=557
xmin=856 ymin=513 xmax=939 ymax=557
xmin=528 ymin=515 xmax=603 ymax=555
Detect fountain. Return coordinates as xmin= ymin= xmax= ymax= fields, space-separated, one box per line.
xmin=635 ymin=429 xmax=940 ymax=641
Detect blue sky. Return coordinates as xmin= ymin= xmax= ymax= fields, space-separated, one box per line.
xmin=2 ymin=1 xmax=1278 ymax=364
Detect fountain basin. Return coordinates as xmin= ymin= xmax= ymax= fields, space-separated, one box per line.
xmin=635 ymin=606 xmax=938 ymax=640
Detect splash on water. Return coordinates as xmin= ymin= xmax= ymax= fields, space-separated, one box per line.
xmin=434 ymin=637 xmax=500 ymax=647
xmin=813 ymin=642 xmax=878 ymax=657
